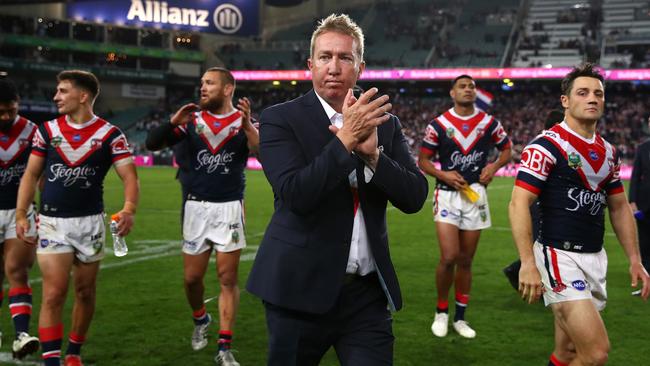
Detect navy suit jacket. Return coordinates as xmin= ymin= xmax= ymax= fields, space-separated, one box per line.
xmin=246 ymin=89 xmax=428 ymax=314
xmin=630 ymin=139 xmax=650 ymax=212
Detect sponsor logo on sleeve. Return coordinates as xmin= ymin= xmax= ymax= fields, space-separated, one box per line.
xmin=32 ymin=131 xmax=47 ymax=149
xmin=520 ymin=147 xmax=553 ymax=177
xmin=110 ymin=135 xmax=131 ymax=155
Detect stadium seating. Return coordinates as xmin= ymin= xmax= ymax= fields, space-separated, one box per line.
xmin=599 ymin=0 xmax=650 ymax=68
xmin=223 ymin=0 xmax=516 ymax=69
xmin=511 ymin=0 xmax=609 ymax=67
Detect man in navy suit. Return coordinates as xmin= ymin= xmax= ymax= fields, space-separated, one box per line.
xmin=246 ymin=13 xmax=428 ymax=366
xmin=630 ymin=116 xmax=650 ymax=275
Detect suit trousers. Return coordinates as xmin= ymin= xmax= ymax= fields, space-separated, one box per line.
xmin=263 ymin=272 xmax=394 ymax=366
xmin=638 ymin=215 xmax=650 ymax=272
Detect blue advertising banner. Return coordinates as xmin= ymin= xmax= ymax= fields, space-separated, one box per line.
xmin=67 ymin=0 xmax=259 ymax=36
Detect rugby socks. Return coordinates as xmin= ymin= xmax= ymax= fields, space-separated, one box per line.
xmin=66 ymin=332 xmax=85 ymax=357
xmin=454 ymin=292 xmax=470 ymax=322
xmin=193 ymin=305 xmax=210 ymax=326
xmin=436 ymin=299 xmax=449 ymax=314
xmin=218 ymin=330 xmax=233 ymax=351
xmin=548 ymin=353 xmax=569 ymax=366
xmin=9 ymin=287 xmax=33 ymax=336
xmin=39 ymin=323 xmax=63 ymax=366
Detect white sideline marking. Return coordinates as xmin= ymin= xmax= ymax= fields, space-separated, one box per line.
xmin=0 ymin=353 xmax=40 ymax=365
xmin=0 ymin=352 xmax=94 ymax=366
xmin=28 ymin=235 xmax=264 ymax=285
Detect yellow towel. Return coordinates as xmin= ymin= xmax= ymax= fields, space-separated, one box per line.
xmin=460 ymin=185 xmax=480 ymax=203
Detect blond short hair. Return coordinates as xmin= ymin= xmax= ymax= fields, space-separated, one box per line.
xmin=310 ymin=13 xmax=364 ymax=62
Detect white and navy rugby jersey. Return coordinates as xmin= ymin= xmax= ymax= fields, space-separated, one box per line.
xmin=421 ymin=108 xmax=511 ymax=189
xmin=515 ymin=122 xmax=624 ymax=253
xmin=0 ymin=116 xmax=36 ymax=209
xmin=31 ymin=115 xmax=132 ymax=217
xmin=171 ymin=110 xmax=249 ymax=202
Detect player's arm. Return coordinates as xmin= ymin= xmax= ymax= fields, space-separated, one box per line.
xmin=113 ymin=161 xmax=139 ymax=237
xmin=509 ymin=185 xmax=542 ymax=303
xmin=418 ymin=150 xmax=466 ymax=190
xmin=418 ymin=125 xmax=466 ymax=190
xmin=607 ymin=191 xmax=650 ymax=300
xmin=237 ymin=97 xmax=259 ymax=153
xmin=145 ymin=103 xmax=196 ymax=151
xmin=15 ymin=154 xmax=46 ymax=244
xmin=479 ymin=145 xmax=512 ymax=185
xmin=480 ymin=121 xmax=512 ymax=185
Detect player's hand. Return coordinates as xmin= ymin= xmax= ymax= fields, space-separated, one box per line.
xmin=337 ymin=88 xmax=391 ymax=151
xmin=519 ymin=261 xmax=543 ymax=304
xmin=114 ymin=211 xmax=134 ymax=237
xmin=170 ymin=103 xmax=199 ymax=126
xmin=437 ymin=170 xmax=467 ymax=190
xmin=479 ymin=163 xmax=498 ymax=185
xmin=237 ymin=97 xmax=253 ymax=128
xmin=15 ymin=214 xmax=36 ymax=245
xmin=630 ymin=261 xmax=650 ymax=300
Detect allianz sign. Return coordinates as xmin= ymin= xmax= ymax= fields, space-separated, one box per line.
xmin=127 ymin=1 xmax=243 ymax=34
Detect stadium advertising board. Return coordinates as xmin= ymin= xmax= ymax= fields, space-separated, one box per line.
xmin=232 ymin=68 xmax=650 ymax=81
xmin=67 ymin=0 xmax=259 ymax=36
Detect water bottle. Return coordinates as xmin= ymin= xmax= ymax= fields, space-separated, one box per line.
xmin=110 ymin=214 xmax=128 ymax=257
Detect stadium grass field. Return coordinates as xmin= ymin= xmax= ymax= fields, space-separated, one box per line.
xmin=0 ymin=166 xmax=647 ymax=365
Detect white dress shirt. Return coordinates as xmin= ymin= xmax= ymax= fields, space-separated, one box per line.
xmin=315 ymin=92 xmax=376 ymax=275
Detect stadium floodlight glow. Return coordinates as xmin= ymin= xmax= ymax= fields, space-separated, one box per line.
xmin=290 ymin=80 xmax=297 ymax=85
xmin=272 ymin=81 xmax=280 ymax=86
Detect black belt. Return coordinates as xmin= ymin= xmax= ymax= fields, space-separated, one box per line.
xmin=343 ymin=272 xmax=377 ymax=285
xmin=186 ymin=194 xmax=229 ymax=203
xmin=436 ymin=183 xmax=480 ymax=191
xmin=541 ymin=239 xmax=602 ymax=254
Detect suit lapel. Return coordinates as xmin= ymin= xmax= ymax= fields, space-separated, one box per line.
xmin=300 ymin=89 xmax=338 ymax=149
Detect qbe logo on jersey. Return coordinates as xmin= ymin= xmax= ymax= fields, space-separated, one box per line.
xmin=214 ymin=4 xmax=243 ymax=34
